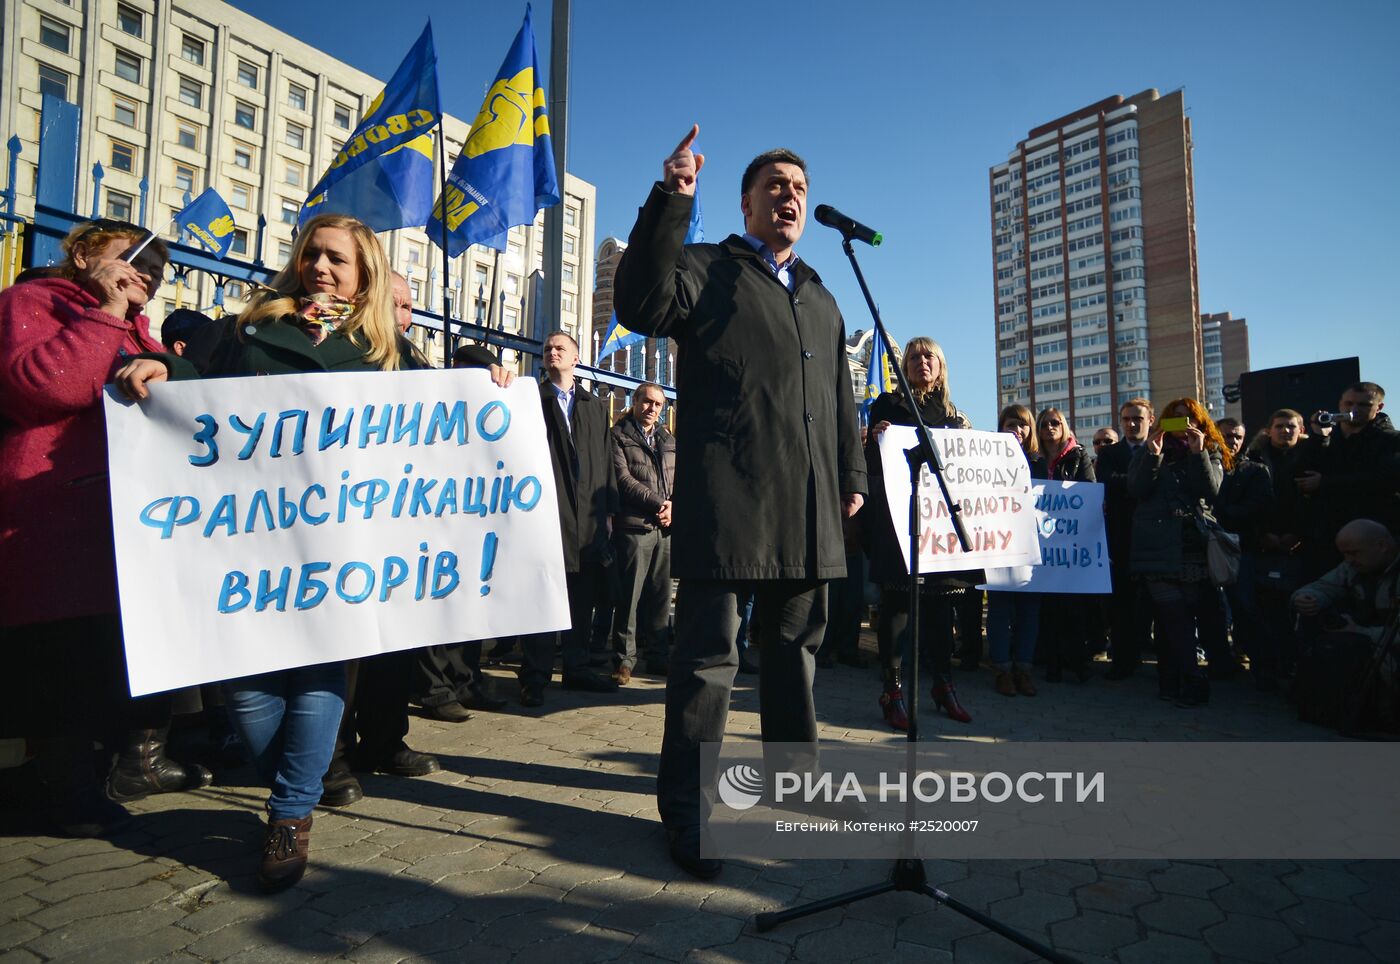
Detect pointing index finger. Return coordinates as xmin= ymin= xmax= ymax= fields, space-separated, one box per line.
xmin=674 ymin=124 xmax=699 ymax=155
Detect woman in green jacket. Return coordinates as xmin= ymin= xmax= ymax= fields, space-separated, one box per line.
xmin=116 ymin=214 xmax=414 ymax=892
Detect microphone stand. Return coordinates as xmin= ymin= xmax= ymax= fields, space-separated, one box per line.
xmin=753 ymin=234 xmax=1077 ymax=964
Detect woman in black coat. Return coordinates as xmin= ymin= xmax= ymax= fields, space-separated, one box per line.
xmin=860 ymin=336 xmax=977 ymax=728
xmin=1035 ymin=407 xmax=1097 ymax=682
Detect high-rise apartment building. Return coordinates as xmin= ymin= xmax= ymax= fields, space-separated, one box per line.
xmin=0 ymin=0 xmax=595 ymax=364
xmin=1201 ymin=310 xmax=1250 ymax=422
xmin=990 ymin=89 xmax=1204 ymax=433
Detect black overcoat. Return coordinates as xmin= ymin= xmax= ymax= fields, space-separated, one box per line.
xmin=613 ymin=184 xmax=867 ymax=581
xmin=539 ymin=378 xmax=618 ymax=573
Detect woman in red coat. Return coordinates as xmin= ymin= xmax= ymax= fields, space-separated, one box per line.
xmin=0 ymin=220 xmax=208 ymax=836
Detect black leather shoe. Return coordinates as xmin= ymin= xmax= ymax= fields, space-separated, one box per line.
xmin=561 ymin=671 xmax=619 ymax=693
xmin=320 ymin=765 xmax=363 ymax=808
xmin=519 ymin=684 xmax=545 ymax=708
xmin=424 ymin=701 xmax=473 ymax=722
xmin=667 ymin=827 xmax=721 ymax=880
xmin=352 ymin=745 xmax=440 ymax=777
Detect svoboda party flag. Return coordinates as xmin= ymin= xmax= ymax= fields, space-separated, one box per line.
xmin=428 ymin=6 xmax=559 ymax=255
xmin=300 ymin=24 xmax=440 ymax=232
xmin=175 ymin=188 xmax=236 ymax=259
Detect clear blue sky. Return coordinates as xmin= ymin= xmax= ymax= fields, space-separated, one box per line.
xmin=235 ymin=0 xmax=1399 ymax=429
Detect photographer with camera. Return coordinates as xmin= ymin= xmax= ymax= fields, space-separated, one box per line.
xmin=1290 ymin=519 xmax=1400 ymax=731
xmin=1297 ymin=383 xmax=1400 ymax=565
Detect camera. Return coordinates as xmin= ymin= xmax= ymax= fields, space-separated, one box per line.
xmin=1315 ymin=411 xmax=1353 ymax=428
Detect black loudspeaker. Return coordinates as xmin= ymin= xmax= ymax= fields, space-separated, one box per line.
xmin=1238 ymin=357 xmax=1360 ymax=434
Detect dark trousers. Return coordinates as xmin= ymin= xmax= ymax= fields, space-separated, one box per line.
xmin=612 ymin=528 xmax=673 ymax=670
xmin=521 ymin=564 xmax=601 ymax=687
xmin=876 ymin=586 xmax=956 ymax=679
xmin=334 ymin=651 xmax=412 ymax=764
xmin=656 ymin=579 xmax=827 ymax=832
xmin=412 ymin=642 xmax=484 ymax=708
xmin=954 ymin=588 xmax=985 ymax=665
xmin=1039 ymin=596 xmax=1090 ymax=673
xmin=1109 ymin=564 xmax=1153 ymax=669
xmin=818 ymin=551 xmax=866 ymax=661
xmin=1145 ymin=578 xmax=1224 ymax=700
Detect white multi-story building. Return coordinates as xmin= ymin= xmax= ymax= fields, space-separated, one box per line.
xmin=989 ymin=89 xmax=1203 ymax=434
xmin=1 ymin=0 xmax=595 ymax=364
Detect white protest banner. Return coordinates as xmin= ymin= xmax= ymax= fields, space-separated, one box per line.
xmin=104 ymin=370 xmax=569 ymax=696
xmin=878 ymin=426 xmax=1040 ymax=573
xmin=979 ymin=480 xmax=1111 ymax=594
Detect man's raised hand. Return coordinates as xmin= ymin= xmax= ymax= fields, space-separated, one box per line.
xmin=662 ymin=124 xmax=704 ymax=196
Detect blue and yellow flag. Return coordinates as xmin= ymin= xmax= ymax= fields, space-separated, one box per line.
xmin=598 ymin=193 xmax=704 ymax=362
xmin=175 ymin=188 xmax=236 ymax=259
xmin=863 ymin=327 xmax=895 ymax=419
xmin=427 ymin=6 xmax=559 ymax=255
xmin=300 ymin=23 xmax=439 ymax=232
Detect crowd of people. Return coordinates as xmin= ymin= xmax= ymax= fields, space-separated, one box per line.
xmin=2 ymin=134 xmax=1396 ymax=893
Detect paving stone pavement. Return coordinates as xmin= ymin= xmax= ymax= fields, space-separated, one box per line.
xmin=2 ymin=645 xmax=1396 ymax=963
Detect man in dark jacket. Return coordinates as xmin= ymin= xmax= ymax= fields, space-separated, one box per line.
xmin=614 ymin=127 xmax=867 ymax=878
xmin=1298 ymin=382 xmax=1400 ymax=559
xmin=610 ymin=382 xmax=677 ymax=684
xmin=1099 ymin=397 xmax=1155 ymax=679
xmin=518 ymin=332 xmax=620 ymax=707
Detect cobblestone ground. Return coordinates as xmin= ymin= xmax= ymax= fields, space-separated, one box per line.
xmin=3 ymin=641 xmax=1397 ymax=963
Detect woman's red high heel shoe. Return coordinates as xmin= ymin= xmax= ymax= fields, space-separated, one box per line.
xmin=931 ymin=677 xmax=972 ymax=724
xmin=879 ymin=687 xmax=909 ymax=731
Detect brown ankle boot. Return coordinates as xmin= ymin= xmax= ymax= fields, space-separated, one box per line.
xmin=1012 ymin=665 xmax=1038 ymax=697
xmin=993 ymin=669 xmax=1017 ymax=696
xmin=258 ymin=814 xmax=312 ymax=893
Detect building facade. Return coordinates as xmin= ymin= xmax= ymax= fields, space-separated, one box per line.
xmin=989 ymin=89 xmax=1204 ymax=434
xmin=1201 ymin=310 xmax=1250 ymax=422
xmin=1 ymin=0 xmax=595 ymax=364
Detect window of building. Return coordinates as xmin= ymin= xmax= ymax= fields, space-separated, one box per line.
xmin=562 ymin=264 xmax=575 ymax=283
xmin=181 ymin=33 xmax=204 ymax=65
xmin=176 ymin=120 xmax=199 ymax=150
xmin=113 ymin=96 xmax=138 ymax=127
xmin=333 ymin=104 xmax=352 ymax=129
xmin=39 ymin=17 xmax=71 ymax=53
xmin=38 ymin=64 xmax=70 ymax=100
xmin=504 ymin=307 xmax=519 ymax=328
xmin=236 ymin=60 xmax=258 ymax=89
xmin=230 ymin=183 xmax=251 ymax=209
xmin=106 ymin=189 xmax=134 ymax=220
xmin=117 ymin=3 xmax=143 ymax=37
xmin=110 ymin=141 xmax=136 ymax=173
xmin=232 ymin=145 xmax=252 ymax=168
xmin=173 ymin=164 xmax=195 ymax=193
xmin=505 ymin=274 xmax=519 ymax=294
xmin=287 ymin=83 xmax=307 ymax=111
xmin=226 ymin=281 xmax=246 ymax=300
xmin=233 ymin=101 xmax=256 ymax=130
xmin=284 ymin=161 xmax=302 ymax=187
xmin=409 ymin=279 xmax=422 ymax=303
xmin=114 ymin=49 xmax=142 ymax=84
xmin=562 ymin=292 xmax=574 ymax=313
xmin=277 ymin=241 xmax=293 ymax=262
xmin=178 ymin=77 xmax=202 ymax=109
xmin=406 ymin=245 xmax=421 ymax=265
xmin=563 ymin=235 xmax=576 ymax=255
xmin=285 ymin=122 xmax=305 ymax=150
xmin=564 ymin=207 xmax=576 ymax=227
xmin=279 ymin=199 xmax=298 ymax=225
xmin=231 ymin=229 xmax=249 ymax=255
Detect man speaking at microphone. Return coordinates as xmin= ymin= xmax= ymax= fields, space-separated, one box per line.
xmin=615 ymin=126 xmax=867 ymax=878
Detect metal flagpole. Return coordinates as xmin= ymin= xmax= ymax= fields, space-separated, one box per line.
xmin=436 ymin=120 xmax=455 ymax=364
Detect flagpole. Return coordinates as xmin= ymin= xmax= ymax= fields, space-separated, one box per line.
xmin=121 ymin=214 xmax=179 ymax=263
xmin=436 ymin=119 xmax=455 ymax=365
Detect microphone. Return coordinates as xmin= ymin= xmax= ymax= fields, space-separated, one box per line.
xmin=813 ymin=204 xmax=883 ymax=247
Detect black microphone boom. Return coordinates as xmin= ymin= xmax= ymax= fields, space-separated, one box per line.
xmin=813 ymin=204 xmax=883 ymax=247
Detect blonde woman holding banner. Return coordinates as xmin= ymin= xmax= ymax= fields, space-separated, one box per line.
xmin=115 ymin=214 xmax=425 ymax=892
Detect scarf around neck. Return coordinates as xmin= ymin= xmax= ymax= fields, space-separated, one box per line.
xmin=295 ymin=295 xmax=355 ymax=346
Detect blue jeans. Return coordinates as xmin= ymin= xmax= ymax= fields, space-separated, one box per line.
xmin=986 ymin=592 xmax=1042 ymax=667
xmin=224 ymin=663 xmax=346 ymax=821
